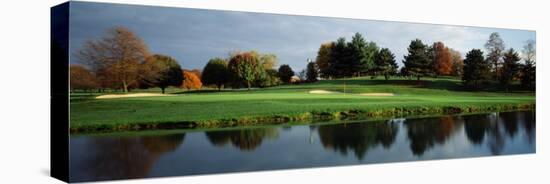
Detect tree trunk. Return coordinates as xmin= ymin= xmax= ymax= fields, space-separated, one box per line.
xmin=122 ymin=80 xmax=128 ymax=93
xmin=161 ymin=87 xmax=165 ymax=94
xmin=247 ymin=81 xmax=251 ymax=90
xmin=417 ymin=76 xmax=420 ymax=81
xmin=494 ymin=62 xmax=499 ymax=81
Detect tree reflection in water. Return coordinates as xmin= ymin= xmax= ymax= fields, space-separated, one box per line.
xmin=77 ymin=134 xmax=185 ymax=181
xmin=463 ymin=111 xmax=535 ymax=155
xmin=205 ymin=128 xmax=279 ymax=151
xmin=404 ymin=116 xmax=462 ymax=156
xmin=317 ymin=120 xmax=398 ymax=160
xmin=71 ymin=111 xmax=534 ymax=182
xmin=501 ymin=112 xmax=520 ymax=138
xmin=464 ymin=114 xmax=491 ymax=144
xmin=522 ymin=111 xmax=536 ymax=144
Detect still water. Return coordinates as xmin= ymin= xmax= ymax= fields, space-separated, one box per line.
xmin=70 ymin=110 xmax=535 ymax=182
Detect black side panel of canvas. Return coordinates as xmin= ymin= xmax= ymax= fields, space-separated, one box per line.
xmin=51 ymin=2 xmax=70 ymax=183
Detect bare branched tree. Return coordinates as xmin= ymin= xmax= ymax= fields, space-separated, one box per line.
xmin=77 ymin=26 xmax=150 ymax=92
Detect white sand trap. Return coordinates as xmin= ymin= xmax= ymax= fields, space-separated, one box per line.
xmin=95 ymin=93 xmax=175 ymax=99
xmin=358 ymin=93 xmax=395 ymax=96
xmin=309 ymin=90 xmax=338 ymax=94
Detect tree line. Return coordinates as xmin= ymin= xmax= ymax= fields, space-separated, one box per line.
xmin=71 ymin=26 xmax=322 ymax=93
xmin=315 ymin=33 xmax=395 ymax=79
xmin=201 ymin=50 xmax=318 ymax=91
xmin=202 ymin=51 xmax=282 ymax=91
xmin=71 ymin=27 xmax=204 ymax=93
xmin=314 ymin=32 xmax=463 ymax=80
xmin=70 ymin=27 xmax=535 ymax=93
xmin=314 ymin=32 xmax=535 ymax=90
xmin=462 ymin=33 xmax=535 ymax=90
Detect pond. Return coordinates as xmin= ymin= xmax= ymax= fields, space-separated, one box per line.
xmin=69 ymin=110 xmax=535 ymax=182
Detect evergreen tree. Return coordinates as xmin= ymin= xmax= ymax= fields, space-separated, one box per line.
xmin=306 ymin=62 xmax=319 ymax=82
xmin=373 ymin=48 xmax=398 ymax=80
xmin=403 ymin=39 xmax=432 ymax=80
xmin=348 ymin=33 xmax=367 ymax=76
xmin=363 ymin=42 xmax=379 ymax=76
xmin=462 ymin=49 xmax=491 ymax=89
xmin=521 ymin=63 xmax=536 ymax=90
xmin=500 ymin=48 xmax=520 ymax=91
xmin=330 ymin=37 xmax=351 ymax=78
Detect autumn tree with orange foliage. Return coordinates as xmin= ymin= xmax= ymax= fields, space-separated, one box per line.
xmin=182 ymin=71 xmax=202 ymax=90
xmin=185 ymin=69 xmax=202 ymax=78
xmin=433 ymin=42 xmax=453 ymax=76
xmin=70 ymin=64 xmax=98 ymax=92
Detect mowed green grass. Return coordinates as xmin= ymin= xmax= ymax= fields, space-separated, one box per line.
xmin=70 ymin=77 xmax=535 ymax=128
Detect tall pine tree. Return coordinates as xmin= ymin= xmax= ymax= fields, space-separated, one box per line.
xmin=330 ymin=37 xmax=351 ymax=78
xmin=348 ymin=33 xmax=368 ymax=76
xmin=403 ymin=39 xmax=432 ymax=80
xmin=462 ymin=49 xmax=491 ymax=89
xmin=363 ymin=42 xmax=379 ymax=76
xmin=373 ymin=48 xmax=398 ymax=80
xmin=500 ymin=48 xmax=520 ymax=91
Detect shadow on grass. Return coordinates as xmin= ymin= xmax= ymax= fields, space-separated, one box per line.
xmin=172 ymin=89 xmax=237 ymax=94
xmin=319 ymin=77 xmax=534 ymax=94
xmin=71 ymin=77 xmax=535 ymax=97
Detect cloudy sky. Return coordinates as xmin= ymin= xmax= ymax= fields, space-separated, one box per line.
xmin=69 ymin=1 xmax=535 ymax=71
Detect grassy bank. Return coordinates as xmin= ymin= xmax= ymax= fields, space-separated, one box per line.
xmin=69 ymin=77 xmax=535 ymax=133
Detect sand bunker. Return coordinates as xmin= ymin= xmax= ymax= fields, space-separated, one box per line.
xmin=309 ymin=90 xmax=394 ymax=96
xmin=309 ymin=90 xmax=338 ymax=94
xmin=95 ymin=93 xmax=175 ymax=99
xmin=358 ymin=93 xmax=395 ymax=96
